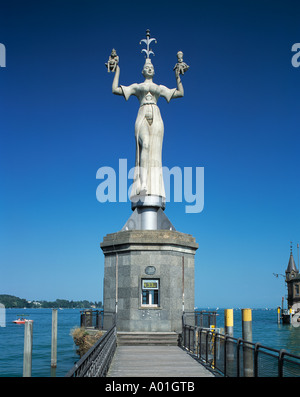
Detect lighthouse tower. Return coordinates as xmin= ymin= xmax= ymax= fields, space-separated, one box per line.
xmin=285 ymin=244 xmax=300 ymax=309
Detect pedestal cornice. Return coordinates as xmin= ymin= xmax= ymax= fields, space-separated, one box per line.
xmin=100 ymin=229 xmax=198 ymax=255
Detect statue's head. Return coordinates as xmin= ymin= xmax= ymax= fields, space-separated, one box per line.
xmin=142 ymin=58 xmax=155 ymax=78
xmin=177 ymin=51 xmax=183 ymax=62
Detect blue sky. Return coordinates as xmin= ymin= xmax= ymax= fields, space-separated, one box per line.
xmin=0 ymin=0 xmax=299 ymax=308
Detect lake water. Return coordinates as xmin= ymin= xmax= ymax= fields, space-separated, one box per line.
xmin=213 ymin=308 xmax=300 ymax=355
xmin=0 ymin=308 xmax=80 ymax=377
xmin=0 ymin=307 xmax=299 ymax=377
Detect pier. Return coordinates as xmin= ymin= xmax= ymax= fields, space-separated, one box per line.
xmin=107 ymin=345 xmax=214 ymax=377
xmin=67 ymin=309 xmax=300 ymax=377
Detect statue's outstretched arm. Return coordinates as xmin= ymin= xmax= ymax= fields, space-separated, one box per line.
xmin=112 ymin=65 xmax=123 ymax=96
xmin=171 ymin=68 xmax=184 ymax=99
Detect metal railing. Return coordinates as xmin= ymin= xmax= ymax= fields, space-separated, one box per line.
xmin=66 ymin=313 xmax=117 ymax=377
xmin=181 ymin=324 xmax=300 ymax=377
xmin=183 ymin=310 xmax=217 ymax=328
xmin=80 ymin=309 xmax=104 ymax=329
xmin=80 ymin=309 xmax=117 ymax=330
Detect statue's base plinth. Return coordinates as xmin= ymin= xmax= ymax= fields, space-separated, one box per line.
xmin=100 ymin=229 xmax=198 ymax=332
xmin=122 ymin=195 xmax=175 ymax=231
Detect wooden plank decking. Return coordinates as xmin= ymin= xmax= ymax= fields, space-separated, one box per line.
xmin=107 ymin=346 xmax=215 ymax=377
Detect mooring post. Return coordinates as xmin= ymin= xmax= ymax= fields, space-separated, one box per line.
xmin=23 ymin=320 xmax=33 ymax=377
xmin=224 ymin=309 xmax=234 ymax=337
xmin=242 ymin=308 xmax=253 ymax=377
xmin=224 ymin=309 xmax=234 ymax=375
xmin=51 ymin=309 xmax=58 ymax=368
xmin=277 ymin=306 xmax=281 ymax=324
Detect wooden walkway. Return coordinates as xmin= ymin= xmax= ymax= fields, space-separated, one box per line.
xmin=107 ymin=346 xmax=215 ymax=377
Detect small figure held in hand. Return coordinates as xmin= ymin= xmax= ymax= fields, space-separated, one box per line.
xmin=173 ymin=51 xmax=189 ymax=76
xmin=105 ymin=49 xmax=119 ymax=73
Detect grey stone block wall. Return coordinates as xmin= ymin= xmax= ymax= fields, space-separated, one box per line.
xmin=100 ymin=230 xmax=198 ymax=332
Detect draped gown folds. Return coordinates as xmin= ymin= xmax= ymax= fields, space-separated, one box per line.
xmin=120 ymin=82 xmax=176 ymax=200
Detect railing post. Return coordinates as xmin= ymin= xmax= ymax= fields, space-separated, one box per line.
xmin=236 ymin=338 xmax=242 ymax=377
xmin=95 ymin=311 xmax=98 ymax=329
xmin=196 ymin=327 xmax=199 ymax=357
xmin=205 ymin=331 xmax=209 ymax=364
xmin=193 ymin=327 xmax=196 ymax=354
xmin=198 ymin=329 xmax=202 ymax=359
xmin=254 ymin=342 xmax=260 ymax=377
xmin=224 ymin=334 xmax=228 ymax=377
xmin=201 ymin=329 xmax=204 ymax=360
xmin=80 ymin=311 xmax=85 ymax=327
xmin=278 ymin=349 xmax=286 ymax=377
xmin=185 ymin=325 xmax=188 ymax=349
xmin=213 ymin=331 xmax=217 ymax=370
xmin=98 ymin=310 xmax=101 ymax=329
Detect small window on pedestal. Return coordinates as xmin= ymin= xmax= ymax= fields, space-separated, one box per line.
xmin=141 ymin=279 xmax=160 ymax=307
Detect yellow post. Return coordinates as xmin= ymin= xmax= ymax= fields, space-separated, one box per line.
xmin=242 ymin=308 xmax=253 ymax=377
xmin=277 ymin=307 xmax=281 ymax=324
xmin=210 ymin=324 xmax=215 ymax=369
xmin=224 ymin=309 xmax=234 ymax=373
xmin=242 ymin=308 xmax=252 ymax=323
xmin=224 ymin=309 xmax=234 ymax=337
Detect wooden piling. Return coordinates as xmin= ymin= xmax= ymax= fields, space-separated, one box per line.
xmin=23 ymin=320 xmax=33 ymax=377
xmin=51 ymin=309 xmax=58 ymax=368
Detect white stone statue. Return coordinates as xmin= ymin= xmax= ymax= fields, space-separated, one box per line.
xmin=173 ymin=51 xmax=189 ymax=75
xmin=107 ymin=30 xmax=188 ymax=201
xmin=105 ymin=48 xmax=119 ymax=73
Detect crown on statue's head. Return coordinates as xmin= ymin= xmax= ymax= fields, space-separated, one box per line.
xmin=140 ymin=29 xmax=157 ymax=59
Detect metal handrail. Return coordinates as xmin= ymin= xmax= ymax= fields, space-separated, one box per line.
xmin=181 ymin=323 xmax=300 ymax=377
xmin=66 ymin=320 xmax=117 ymax=377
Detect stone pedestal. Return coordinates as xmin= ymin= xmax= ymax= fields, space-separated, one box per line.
xmin=100 ymin=230 xmax=198 ymax=332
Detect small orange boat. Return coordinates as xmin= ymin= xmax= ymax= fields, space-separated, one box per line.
xmin=12 ymin=316 xmax=33 ymax=324
xmin=13 ymin=318 xmax=26 ymax=324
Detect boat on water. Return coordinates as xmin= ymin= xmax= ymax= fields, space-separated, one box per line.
xmin=12 ymin=315 xmax=33 ymax=324
xmin=13 ymin=318 xmax=26 ymax=324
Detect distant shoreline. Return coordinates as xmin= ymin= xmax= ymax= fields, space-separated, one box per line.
xmin=0 ymin=294 xmax=102 ymax=309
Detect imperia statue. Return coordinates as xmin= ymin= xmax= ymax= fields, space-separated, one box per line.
xmin=106 ymin=30 xmax=189 ymax=201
